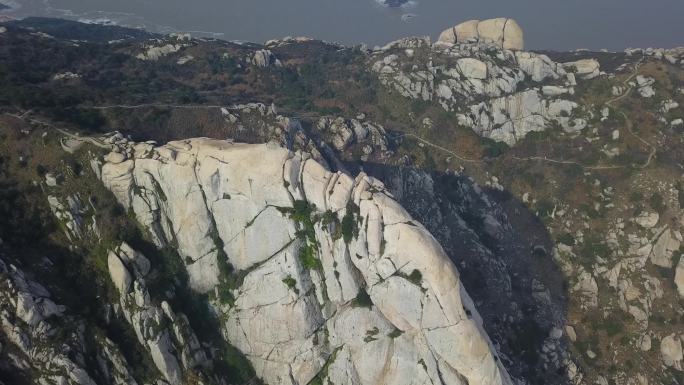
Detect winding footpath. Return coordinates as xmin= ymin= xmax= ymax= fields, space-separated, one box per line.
xmin=403 ymin=57 xmax=654 ymax=171
xmin=6 ymin=57 xmax=656 ymax=172
xmin=605 ymin=58 xmax=657 ymax=169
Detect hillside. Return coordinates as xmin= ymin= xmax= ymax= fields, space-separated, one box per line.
xmin=0 ymin=17 xmax=683 ymax=385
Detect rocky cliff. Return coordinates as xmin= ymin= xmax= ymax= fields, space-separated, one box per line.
xmin=98 ymin=136 xmax=512 ymax=385
xmin=1 ymin=16 xmax=684 ymax=385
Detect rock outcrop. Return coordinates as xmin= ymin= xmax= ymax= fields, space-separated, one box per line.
xmin=458 ymin=89 xmax=586 ymax=145
xmin=249 ymin=49 xmax=282 ymax=68
xmin=99 ymin=137 xmax=513 ymax=385
xmin=371 ymin=35 xmax=586 ymax=144
xmin=562 ymin=59 xmax=601 ymax=80
xmin=438 ymin=18 xmax=524 ymax=51
xmin=0 ymin=255 xmax=138 ymax=385
xmin=660 ymin=334 xmax=683 ymax=370
xmin=676 ymin=254 xmax=684 ymax=298
xmin=107 ymin=243 xmax=212 ymax=385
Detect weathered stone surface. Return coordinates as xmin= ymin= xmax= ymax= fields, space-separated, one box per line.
xmin=47 ymin=195 xmax=84 ymax=241
xmin=635 ymin=211 xmax=659 ymax=229
xmin=661 ymin=334 xmax=683 ymax=370
xmin=563 ymin=59 xmax=601 ymax=79
xmin=0 ymin=256 xmax=136 ymax=385
xmin=516 ymin=52 xmax=563 ymax=82
xmin=107 ymin=250 xmax=132 ymax=294
xmin=457 ymin=57 xmax=488 ymax=79
xmin=650 ymin=229 xmax=680 ymax=268
xmin=250 ymin=49 xmax=282 ymax=68
xmin=136 ymin=43 xmax=182 ymax=61
xmin=676 ymin=254 xmax=684 ymax=298
xmin=458 ymin=89 xmax=583 ymax=145
xmin=107 ymin=244 xmax=211 ymax=384
xmin=438 ymin=18 xmax=524 ymax=50
xmin=372 ymin=38 xmax=580 ymax=144
xmin=101 ymin=137 xmax=513 ymax=385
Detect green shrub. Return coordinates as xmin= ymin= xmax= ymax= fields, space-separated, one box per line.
xmin=35 ymin=164 xmax=47 ymax=176
xmin=557 ymin=233 xmax=576 ymax=246
xmin=580 ymin=236 xmax=611 ymax=266
xmin=299 ymin=243 xmax=321 ymax=270
xmin=629 ymin=191 xmax=644 ymax=203
xmin=536 ymin=199 xmax=555 ymax=219
xmin=603 ymin=316 xmax=624 ymax=337
xmin=649 ymin=192 xmax=666 ymax=214
xmin=291 ymin=200 xmax=314 ymax=223
xmin=525 ymin=130 xmax=550 ymax=141
xmin=481 ymin=137 xmax=509 ymax=158
xmin=321 ymin=210 xmax=338 ymax=226
xmin=282 ymin=275 xmax=299 ymax=294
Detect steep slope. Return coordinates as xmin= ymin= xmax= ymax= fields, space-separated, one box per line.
xmin=98 ymin=136 xmax=512 ymax=385
xmin=0 ymin=255 xmax=137 ymax=385
xmin=1 ymin=16 xmax=684 ymax=385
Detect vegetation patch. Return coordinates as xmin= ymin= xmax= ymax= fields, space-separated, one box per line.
xmin=282 ymin=275 xmax=299 ymax=294
xmin=351 ymin=288 xmax=373 ymax=309
xmin=557 ymin=233 xmax=576 ymax=246
xmin=481 ymin=137 xmax=509 ymax=158
xmin=364 ymin=327 xmax=379 ymax=343
xmin=388 ymin=328 xmax=403 ymax=339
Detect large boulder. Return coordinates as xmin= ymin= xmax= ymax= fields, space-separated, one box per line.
xmin=676 ymin=254 xmax=684 ymax=298
xmin=650 ymin=229 xmax=680 ymax=268
xmin=437 ymin=18 xmax=524 ymax=50
xmin=562 ymin=59 xmax=601 ymax=80
xmin=107 ymin=251 xmax=132 ymax=294
xmin=661 ymin=334 xmax=683 ymax=370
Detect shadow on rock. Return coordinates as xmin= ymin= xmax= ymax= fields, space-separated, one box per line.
xmin=356 ymin=162 xmax=570 ymax=385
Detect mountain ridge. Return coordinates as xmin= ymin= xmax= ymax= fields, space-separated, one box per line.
xmin=0 ymin=16 xmax=683 ymax=385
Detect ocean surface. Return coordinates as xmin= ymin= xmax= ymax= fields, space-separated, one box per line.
xmin=2 ymin=0 xmax=683 ymax=51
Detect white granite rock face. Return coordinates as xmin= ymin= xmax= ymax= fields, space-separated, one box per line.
xmin=676 ymin=255 xmax=684 ymax=299
xmin=562 ymin=59 xmax=601 ymax=80
xmin=438 ymin=18 xmax=524 ymax=50
xmin=250 ymin=49 xmax=282 ymax=68
xmin=100 ymin=137 xmax=513 ymax=385
xmin=650 ymin=229 xmax=680 ymax=268
xmin=457 ymin=89 xmax=586 ymax=145
xmin=372 ymin=40 xmax=565 ymax=106
xmin=107 ymin=243 xmax=209 ymax=385
xmin=371 ymin=34 xmax=585 ymax=145
xmin=136 ymin=44 xmax=182 ymax=61
xmin=47 ymin=194 xmax=85 ymax=241
xmin=0 ymin=256 xmax=137 ymax=385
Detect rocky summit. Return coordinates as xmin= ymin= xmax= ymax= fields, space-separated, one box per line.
xmin=0 ymin=15 xmax=684 ymax=385
xmin=438 ymin=18 xmax=524 ymax=51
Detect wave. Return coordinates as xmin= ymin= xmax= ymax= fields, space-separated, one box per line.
xmin=374 ymin=0 xmax=418 ymax=9
xmin=0 ymin=0 xmax=21 ymax=12
xmin=11 ymin=0 xmax=226 ymax=39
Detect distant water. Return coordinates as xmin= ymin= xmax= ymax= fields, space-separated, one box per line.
xmin=2 ymin=0 xmax=684 ymax=51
